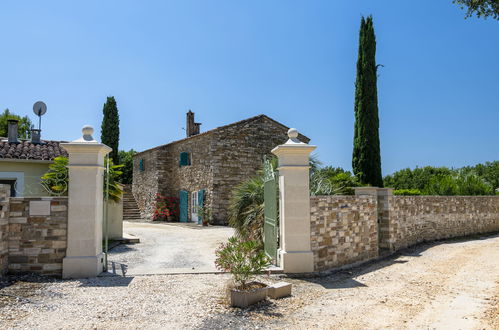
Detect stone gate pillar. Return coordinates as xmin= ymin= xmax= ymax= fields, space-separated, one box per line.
xmin=61 ymin=126 xmax=111 ymax=278
xmin=272 ymin=128 xmax=316 ymax=273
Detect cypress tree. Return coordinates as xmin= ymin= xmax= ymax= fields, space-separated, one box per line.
xmin=352 ymin=16 xmax=383 ymax=187
xmin=101 ymin=96 xmax=120 ymax=163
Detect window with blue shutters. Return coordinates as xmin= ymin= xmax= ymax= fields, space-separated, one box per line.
xmin=139 ymin=159 xmax=145 ymax=171
xmin=179 ymin=152 xmax=190 ymax=166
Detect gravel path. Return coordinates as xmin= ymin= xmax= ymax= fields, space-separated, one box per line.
xmin=108 ymin=221 xmax=234 ymax=274
xmin=1 ymin=234 xmax=497 ymax=329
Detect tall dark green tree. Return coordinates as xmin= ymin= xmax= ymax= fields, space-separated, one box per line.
xmin=101 ymin=96 xmax=120 ymax=162
xmin=352 ymin=16 xmax=383 ymax=187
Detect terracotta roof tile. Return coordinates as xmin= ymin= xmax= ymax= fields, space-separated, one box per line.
xmin=0 ymin=139 xmax=68 ymax=161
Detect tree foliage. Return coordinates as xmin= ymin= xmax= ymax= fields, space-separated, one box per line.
xmin=352 ymin=16 xmax=383 ymax=187
xmin=101 ymin=97 xmax=120 ymax=163
xmin=459 ymin=161 xmax=498 ymax=192
xmin=0 ymin=109 xmax=33 ymax=139
xmin=454 ymin=0 xmax=499 ymax=19
xmin=118 ymin=149 xmax=137 ymax=184
xmin=384 ymin=162 xmax=497 ymax=195
xmin=384 ymin=166 xmax=453 ymax=191
xmin=310 ymin=166 xmax=361 ymax=195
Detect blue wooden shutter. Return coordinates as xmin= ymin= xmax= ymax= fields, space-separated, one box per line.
xmin=197 ymin=190 xmax=205 ymax=224
xmin=179 ymin=152 xmax=189 ymax=166
xmin=139 ymin=159 xmax=145 ymax=171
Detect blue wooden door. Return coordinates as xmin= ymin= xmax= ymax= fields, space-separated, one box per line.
xmin=179 ymin=190 xmax=188 ymax=223
xmin=197 ymin=190 xmax=205 ymax=224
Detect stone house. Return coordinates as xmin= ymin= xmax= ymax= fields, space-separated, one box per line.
xmin=132 ymin=112 xmax=309 ymax=225
xmin=0 ymin=119 xmax=68 ymax=197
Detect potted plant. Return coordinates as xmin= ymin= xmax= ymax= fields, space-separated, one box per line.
xmin=215 ymin=237 xmax=271 ymax=308
xmin=197 ymin=206 xmax=212 ymax=226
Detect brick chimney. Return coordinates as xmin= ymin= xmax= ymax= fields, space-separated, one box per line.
xmin=31 ymin=129 xmax=41 ymax=144
xmin=7 ymin=119 xmax=19 ymax=143
xmin=186 ymin=110 xmax=201 ymax=137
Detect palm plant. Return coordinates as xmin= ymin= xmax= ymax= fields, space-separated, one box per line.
xmin=229 ymin=171 xmax=266 ymax=242
xmin=104 ymin=158 xmax=124 ymax=202
xmin=310 ymin=166 xmax=361 ymax=195
xmin=41 ymin=156 xmax=69 ymax=195
xmin=41 ymin=156 xmax=123 ymax=201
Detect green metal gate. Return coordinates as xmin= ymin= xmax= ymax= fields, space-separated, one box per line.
xmin=263 ymin=157 xmax=279 ymax=264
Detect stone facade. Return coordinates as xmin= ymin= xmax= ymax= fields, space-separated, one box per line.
xmin=0 ymin=190 xmax=68 ymax=276
xmin=311 ymin=190 xmax=499 ymax=272
xmin=310 ymin=195 xmax=378 ymax=271
xmin=133 ymin=115 xmax=309 ymax=224
xmin=386 ymin=196 xmax=499 ymax=251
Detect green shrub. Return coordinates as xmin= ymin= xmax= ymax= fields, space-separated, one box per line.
xmin=384 ymin=166 xmax=453 ymax=191
xmin=118 ymin=149 xmax=137 ymax=184
xmin=215 ymin=237 xmax=271 ymax=290
xmin=384 ymin=162 xmax=498 ymax=195
xmin=455 ymin=173 xmax=492 ymax=195
xmin=393 ymin=189 xmax=422 ymax=196
xmin=310 ymin=166 xmax=361 ymax=195
xmin=423 ymin=175 xmax=459 ymax=196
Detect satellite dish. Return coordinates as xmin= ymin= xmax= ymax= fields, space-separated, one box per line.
xmin=33 ymin=101 xmax=47 ymax=116
xmin=32 ymin=101 xmax=47 ymax=130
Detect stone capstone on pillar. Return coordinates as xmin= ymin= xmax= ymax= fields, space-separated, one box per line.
xmin=271 ymin=128 xmax=316 ymax=273
xmin=61 ymin=125 xmax=112 ymax=279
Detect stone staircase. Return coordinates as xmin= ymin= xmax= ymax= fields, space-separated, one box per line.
xmin=122 ymin=185 xmax=142 ymax=220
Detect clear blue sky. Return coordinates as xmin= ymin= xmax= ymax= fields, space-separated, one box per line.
xmin=1 ymin=1 xmax=497 ymax=175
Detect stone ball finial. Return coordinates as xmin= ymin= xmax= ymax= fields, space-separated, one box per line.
xmin=82 ymin=125 xmax=95 ymax=142
xmin=286 ymin=128 xmax=304 ymax=145
xmin=82 ymin=125 xmax=94 ymax=136
xmin=71 ymin=124 xmax=98 ymax=143
xmin=288 ymin=128 xmax=299 ymax=139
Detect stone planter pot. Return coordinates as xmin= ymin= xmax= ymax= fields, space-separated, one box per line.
xmin=230 ymin=282 xmax=268 ymax=308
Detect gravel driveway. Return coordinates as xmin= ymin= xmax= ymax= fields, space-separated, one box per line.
xmin=108 ymin=221 xmax=234 ymax=274
xmin=1 ymin=234 xmax=498 ymax=329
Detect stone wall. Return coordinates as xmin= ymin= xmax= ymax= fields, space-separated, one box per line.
xmin=133 ymin=115 xmax=309 ymax=224
xmin=210 ymin=116 xmax=305 ymax=223
xmin=310 ymin=195 xmax=378 ymax=271
xmin=132 ymin=148 xmax=161 ymax=219
xmin=5 ymin=196 xmax=68 ymax=276
xmin=159 ymin=133 xmax=215 ymax=222
xmin=311 ymin=189 xmax=499 ymax=273
xmin=386 ymin=196 xmax=499 ymax=251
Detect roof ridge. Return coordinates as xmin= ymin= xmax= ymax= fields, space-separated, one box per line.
xmin=135 ymin=114 xmax=285 ymax=156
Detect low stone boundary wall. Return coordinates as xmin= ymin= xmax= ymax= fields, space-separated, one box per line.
xmin=0 ymin=193 xmax=68 ymax=276
xmin=310 ymin=195 xmax=378 ymax=271
xmin=310 ymin=192 xmax=499 ymax=272
xmin=386 ymin=196 xmax=499 ymax=251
